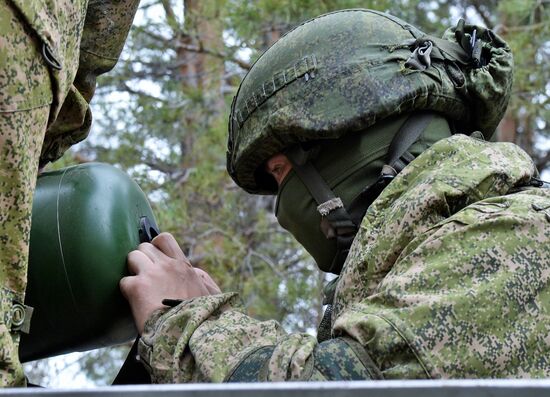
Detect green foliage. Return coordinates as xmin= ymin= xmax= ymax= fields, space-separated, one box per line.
xmin=77 ymin=346 xmax=130 ymax=385
xmin=498 ymin=0 xmax=549 ymax=162
xmin=23 ymin=344 xmax=130 ymax=387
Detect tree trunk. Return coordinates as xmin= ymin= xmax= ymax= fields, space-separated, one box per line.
xmin=172 ymin=0 xmax=225 ymax=167
xmin=497 ymin=112 xmax=517 ymax=143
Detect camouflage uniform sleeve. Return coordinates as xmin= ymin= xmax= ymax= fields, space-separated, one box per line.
xmin=138 ymin=293 xmax=382 ymax=383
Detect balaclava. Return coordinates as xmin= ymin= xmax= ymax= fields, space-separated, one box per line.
xmin=275 ymin=113 xmax=452 ymax=273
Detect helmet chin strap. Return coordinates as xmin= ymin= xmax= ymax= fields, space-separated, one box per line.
xmin=285 ymin=112 xmax=435 ymax=275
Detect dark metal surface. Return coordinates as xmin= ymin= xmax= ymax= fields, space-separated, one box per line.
xmin=4 ymin=380 xmax=550 ymax=397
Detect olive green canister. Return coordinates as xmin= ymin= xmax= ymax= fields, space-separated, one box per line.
xmin=20 ymin=163 xmax=159 ymax=362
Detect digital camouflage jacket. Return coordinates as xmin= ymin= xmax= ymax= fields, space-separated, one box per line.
xmin=0 ymin=0 xmax=139 ymax=385
xmin=139 ymin=135 xmax=550 ymax=382
xmin=6 ymin=0 xmax=140 ymax=165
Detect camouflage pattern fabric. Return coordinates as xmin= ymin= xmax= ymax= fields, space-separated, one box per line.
xmin=0 ymin=0 xmax=139 ymax=386
xmin=333 ymin=134 xmax=548 ymax=378
xmin=9 ymin=0 xmax=141 ymax=165
xmin=226 ymin=10 xmax=513 ymax=194
xmin=227 ymin=337 xmax=382 ymax=382
xmin=139 ymin=294 xmax=387 ymax=382
xmin=140 ymin=134 xmax=550 ymax=382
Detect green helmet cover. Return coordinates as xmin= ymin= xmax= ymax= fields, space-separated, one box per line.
xmin=227 ymin=9 xmax=513 ymax=194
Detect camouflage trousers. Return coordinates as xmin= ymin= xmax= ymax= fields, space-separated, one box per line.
xmin=0 ymin=1 xmax=53 ymax=387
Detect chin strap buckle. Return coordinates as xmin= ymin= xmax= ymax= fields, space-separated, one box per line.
xmin=317 ymin=197 xmax=344 ymax=217
xmin=380 ymin=164 xmax=398 ymax=179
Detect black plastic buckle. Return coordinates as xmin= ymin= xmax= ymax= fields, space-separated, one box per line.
xmin=139 ymin=216 xmax=160 ymax=243
xmin=530 ymin=178 xmax=548 ymax=188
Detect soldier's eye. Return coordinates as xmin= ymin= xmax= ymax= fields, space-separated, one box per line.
xmin=270 ymin=165 xmax=282 ymax=176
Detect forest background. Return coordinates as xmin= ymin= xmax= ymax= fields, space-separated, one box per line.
xmin=24 ymin=0 xmax=549 ymax=387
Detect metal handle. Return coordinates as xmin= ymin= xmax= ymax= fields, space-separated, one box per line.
xmin=138 ymin=216 xmax=160 ymax=243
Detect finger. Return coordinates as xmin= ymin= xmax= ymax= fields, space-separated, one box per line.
xmin=127 ymin=250 xmax=153 ymax=275
xmin=204 ymin=279 xmax=221 ymax=295
xmin=138 ymin=242 xmax=170 ymax=263
xmin=152 ymin=233 xmax=187 ymax=261
xmin=119 ymin=275 xmax=137 ymax=299
xmin=194 ymin=268 xmax=221 ymax=294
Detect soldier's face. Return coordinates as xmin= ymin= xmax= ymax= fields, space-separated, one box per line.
xmin=269 ymin=152 xmax=339 ymax=273
xmin=265 ymin=153 xmax=293 ymax=187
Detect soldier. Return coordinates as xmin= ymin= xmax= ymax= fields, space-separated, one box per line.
xmin=0 ymin=0 xmax=140 ymax=386
xmin=120 ymin=9 xmax=550 ymax=381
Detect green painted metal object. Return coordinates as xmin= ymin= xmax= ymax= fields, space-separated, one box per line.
xmin=20 ymin=163 xmax=159 ymax=362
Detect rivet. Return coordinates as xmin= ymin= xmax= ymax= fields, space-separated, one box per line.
xmin=11 ymin=304 xmax=25 ymax=327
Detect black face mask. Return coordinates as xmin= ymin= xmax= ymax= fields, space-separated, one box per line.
xmin=274 ymin=113 xmax=452 ymax=273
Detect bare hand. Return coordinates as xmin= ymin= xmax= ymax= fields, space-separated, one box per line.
xmin=120 ymin=232 xmax=221 ymax=334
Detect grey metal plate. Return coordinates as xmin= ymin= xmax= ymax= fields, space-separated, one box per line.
xmin=3 ymin=380 xmax=550 ymax=397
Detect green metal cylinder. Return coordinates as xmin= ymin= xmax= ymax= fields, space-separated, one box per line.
xmin=20 ymin=163 xmax=159 ymax=362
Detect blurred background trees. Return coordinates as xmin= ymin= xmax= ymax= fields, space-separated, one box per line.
xmin=25 ymin=0 xmax=548 ymax=386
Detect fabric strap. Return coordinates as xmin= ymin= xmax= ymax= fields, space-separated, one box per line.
xmin=346 ymin=112 xmax=434 ymax=226
xmin=112 ymin=337 xmax=151 ymax=385
xmin=285 ymin=113 xmax=434 ymax=274
xmin=385 ymin=112 xmax=434 ymax=173
xmin=286 ymin=147 xmax=357 ymax=274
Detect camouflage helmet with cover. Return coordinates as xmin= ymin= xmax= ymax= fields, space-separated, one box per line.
xmin=227 ymin=9 xmax=513 ymax=274
xmin=227 ymin=8 xmax=513 ymax=194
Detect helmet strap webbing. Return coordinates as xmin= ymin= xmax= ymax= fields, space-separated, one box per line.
xmin=286 ymin=147 xmax=357 ymax=274
xmin=385 ymin=112 xmax=434 ymax=172
xmin=346 ymin=112 xmax=434 ymax=225
xmin=286 ymin=112 xmax=434 ymax=274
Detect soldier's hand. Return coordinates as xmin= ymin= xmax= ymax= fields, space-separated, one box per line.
xmin=120 ymin=232 xmax=221 ymax=334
